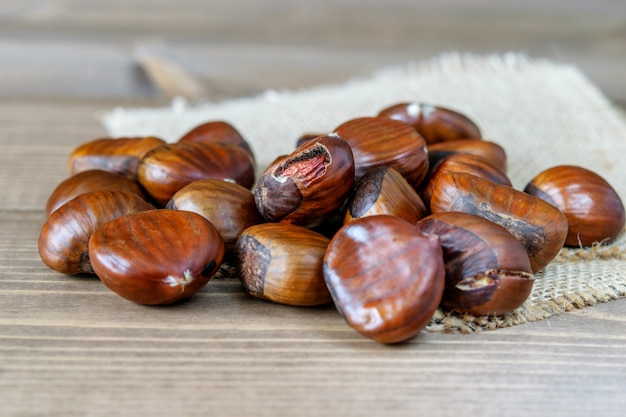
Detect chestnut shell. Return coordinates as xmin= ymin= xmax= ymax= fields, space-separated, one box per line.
xmin=524 ymin=165 xmax=625 ymax=247
xmin=89 ymin=210 xmax=225 ymax=305
xmin=323 ymin=215 xmax=445 ymax=344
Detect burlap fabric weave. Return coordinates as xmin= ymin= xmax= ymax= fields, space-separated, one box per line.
xmin=102 ymin=52 xmax=626 ymax=333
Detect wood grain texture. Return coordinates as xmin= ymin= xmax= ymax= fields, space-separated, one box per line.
xmin=1 ymin=1 xmax=626 ymax=416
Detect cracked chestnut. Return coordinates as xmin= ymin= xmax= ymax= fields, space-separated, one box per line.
xmin=254 ymin=134 xmax=354 ymax=228
xmin=89 ymin=209 xmax=224 ymax=305
xmin=377 ymin=102 xmax=481 ymax=144
xmin=524 ymin=165 xmax=625 ymax=247
xmin=416 ymin=212 xmax=534 ymax=316
xmin=38 ymin=189 xmax=154 ymax=275
xmin=429 ymin=171 xmax=568 ymax=272
xmin=235 ymin=222 xmax=331 ymax=306
xmin=323 ymin=215 xmax=445 ymax=344
xmin=344 ymin=166 xmax=428 ymax=224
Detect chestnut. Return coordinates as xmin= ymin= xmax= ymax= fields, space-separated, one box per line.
xmin=524 ymin=165 xmax=625 ymax=247
xmin=166 ymin=179 xmax=264 ymax=253
xmin=427 ymin=139 xmax=507 ymax=173
xmin=178 ymin=120 xmax=255 ymax=161
xmin=235 ymin=222 xmax=331 ymax=306
xmin=429 ymin=171 xmax=568 ymax=272
xmin=415 ymin=212 xmax=534 ymax=316
xmin=89 ymin=210 xmax=224 ymax=305
xmin=45 ymin=169 xmax=145 ymax=217
xmin=138 ymin=141 xmax=256 ymax=206
xmin=344 ymin=166 xmax=428 ymax=224
xmin=254 ymin=135 xmax=355 ymax=228
xmin=38 ymin=190 xmax=154 ymax=275
xmin=68 ymin=136 xmax=166 ymax=180
xmin=323 ymin=215 xmax=445 ymax=344
xmin=377 ymin=102 xmax=481 ymax=144
xmin=332 ymin=116 xmax=429 ymax=189
xmin=422 ymin=153 xmax=511 ymax=206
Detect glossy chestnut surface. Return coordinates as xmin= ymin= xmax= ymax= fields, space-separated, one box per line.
xmin=416 ymin=212 xmax=534 ymax=315
xmin=332 ymin=116 xmax=429 ymax=188
xmin=68 ymin=136 xmax=166 ymax=180
xmin=429 ymin=171 xmax=568 ymax=272
xmin=235 ymin=222 xmax=331 ymax=306
xmin=45 ymin=169 xmax=145 ymax=217
xmin=178 ymin=120 xmax=255 ymax=160
xmin=344 ymin=166 xmax=428 ymax=224
xmin=167 ymin=179 xmax=263 ymax=253
xmin=524 ymin=165 xmax=625 ymax=247
xmin=323 ymin=215 xmax=445 ymax=344
xmin=422 ymin=153 xmax=511 ymax=206
xmin=254 ymin=135 xmax=355 ymax=228
xmin=89 ymin=210 xmax=224 ymax=305
xmin=138 ymin=141 xmax=256 ymax=206
xmin=427 ymin=139 xmax=507 ymax=173
xmin=38 ymin=190 xmax=154 ymax=275
xmin=377 ymin=102 xmax=481 ymax=144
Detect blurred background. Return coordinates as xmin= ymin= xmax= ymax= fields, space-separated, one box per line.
xmin=1 ymin=0 xmax=625 ymax=108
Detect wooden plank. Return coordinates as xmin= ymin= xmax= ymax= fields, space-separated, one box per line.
xmin=2 ymin=210 xmax=626 ymax=416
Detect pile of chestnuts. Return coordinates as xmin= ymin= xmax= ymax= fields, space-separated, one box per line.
xmin=38 ymin=103 xmax=626 ymax=344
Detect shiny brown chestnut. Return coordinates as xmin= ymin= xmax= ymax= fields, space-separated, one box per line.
xmin=138 ymin=141 xmax=256 ymax=206
xmin=415 ymin=212 xmax=534 ymax=316
xmin=235 ymin=222 xmax=332 ymax=306
xmin=254 ymin=135 xmax=355 ymax=228
xmin=323 ymin=215 xmax=445 ymax=344
xmin=89 ymin=210 xmax=224 ymax=305
xmin=38 ymin=190 xmax=154 ymax=275
xmin=45 ymin=169 xmax=145 ymax=217
xmin=427 ymin=139 xmax=507 ymax=173
xmin=429 ymin=171 xmax=568 ymax=272
xmin=166 ymin=179 xmax=264 ymax=253
xmin=332 ymin=116 xmax=429 ymax=189
xmin=68 ymin=136 xmax=166 ymax=180
xmin=524 ymin=165 xmax=625 ymax=247
xmin=344 ymin=166 xmax=428 ymax=224
xmin=377 ymin=102 xmax=481 ymax=144
xmin=422 ymin=153 xmax=511 ymax=206
xmin=178 ymin=120 xmax=255 ymax=161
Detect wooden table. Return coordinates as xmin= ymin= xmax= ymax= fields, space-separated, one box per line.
xmin=2 ymin=2 xmax=625 ymax=416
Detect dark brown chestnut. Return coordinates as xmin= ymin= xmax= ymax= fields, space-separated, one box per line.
xmin=377 ymin=102 xmax=481 ymax=144
xmin=332 ymin=116 xmax=429 ymax=189
xmin=427 ymin=139 xmax=507 ymax=173
xmin=429 ymin=171 xmax=568 ymax=273
xmin=45 ymin=169 xmax=145 ymax=217
xmin=68 ymin=136 xmax=166 ymax=180
xmin=344 ymin=166 xmax=428 ymax=224
xmin=323 ymin=215 xmax=445 ymax=344
xmin=254 ymin=135 xmax=355 ymax=228
xmin=138 ymin=141 xmax=256 ymax=206
xmin=89 ymin=210 xmax=224 ymax=305
xmin=178 ymin=120 xmax=255 ymax=161
xmin=38 ymin=190 xmax=154 ymax=275
xmin=422 ymin=153 xmax=511 ymax=206
xmin=166 ymin=179 xmax=264 ymax=253
xmin=524 ymin=165 xmax=625 ymax=247
xmin=415 ymin=212 xmax=534 ymax=316
xmin=235 ymin=222 xmax=331 ymax=306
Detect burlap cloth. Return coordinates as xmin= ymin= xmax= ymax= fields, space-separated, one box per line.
xmin=103 ymin=52 xmax=626 ymax=333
